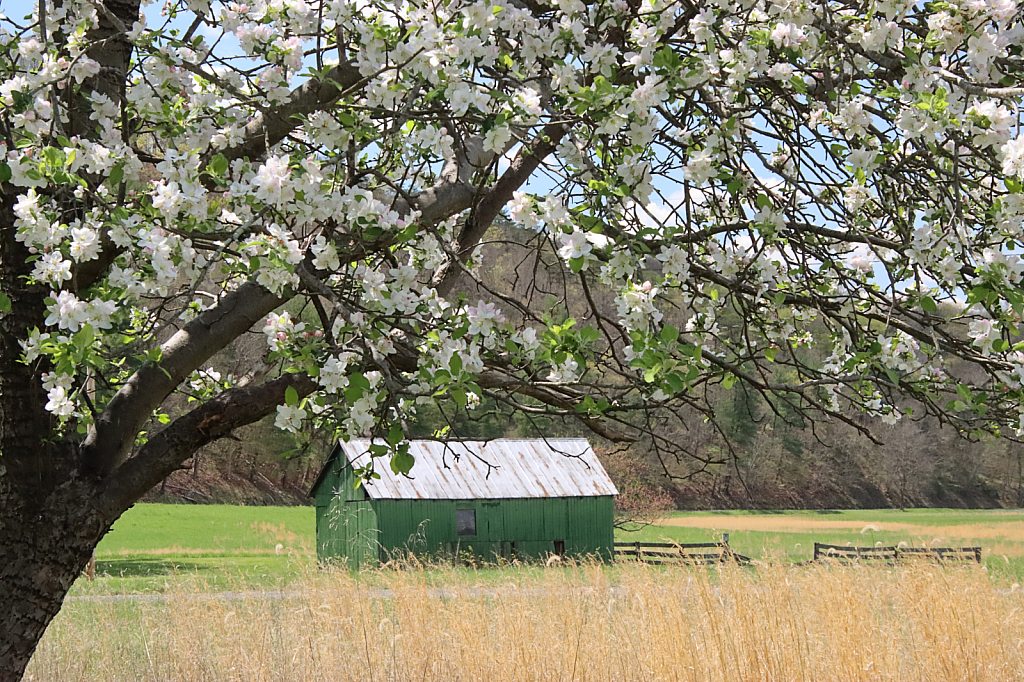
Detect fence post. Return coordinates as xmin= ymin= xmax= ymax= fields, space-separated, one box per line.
xmin=635 ymin=541 xmax=642 ymax=562
xmin=974 ymin=547 xmax=982 ymax=564
xmin=814 ymin=542 xmax=820 ymax=561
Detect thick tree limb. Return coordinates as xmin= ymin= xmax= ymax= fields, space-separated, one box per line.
xmin=219 ymin=61 xmax=364 ymax=164
xmin=405 ymin=179 xmax=477 ymax=226
xmin=94 ymin=372 xmax=317 ymax=519
xmin=81 ymin=281 xmax=286 ymax=477
xmin=434 ymin=123 xmax=566 ymax=297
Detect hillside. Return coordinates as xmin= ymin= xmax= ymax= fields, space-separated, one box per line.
xmin=143 ymin=221 xmax=1024 ymax=511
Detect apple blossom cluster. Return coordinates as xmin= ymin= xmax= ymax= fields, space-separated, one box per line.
xmin=5 ymin=0 xmax=1024 ymax=457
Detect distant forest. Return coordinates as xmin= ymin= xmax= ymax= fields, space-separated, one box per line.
xmin=146 ymin=222 xmax=1024 ymax=511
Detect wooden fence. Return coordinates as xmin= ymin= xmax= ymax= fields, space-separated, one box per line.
xmin=813 ymin=542 xmax=982 ymax=564
xmin=615 ymin=541 xmax=750 ymax=565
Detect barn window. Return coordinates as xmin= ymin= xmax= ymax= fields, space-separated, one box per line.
xmin=456 ymin=509 xmax=477 ymax=536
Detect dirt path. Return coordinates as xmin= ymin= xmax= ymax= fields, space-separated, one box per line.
xmin=658 ymin=515 xmax=1024 ymax=542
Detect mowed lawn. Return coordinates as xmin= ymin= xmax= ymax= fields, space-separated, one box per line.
xmin=81 ymin=503 xmax=317 ymax=593
xmin=76 ymin=503 xmax=1024 ymax=593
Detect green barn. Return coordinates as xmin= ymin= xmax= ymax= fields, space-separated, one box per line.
xmin=310 ymin=439 xmax=618 ymax=568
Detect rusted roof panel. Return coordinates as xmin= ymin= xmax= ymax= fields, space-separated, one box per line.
xmin=338 ymin=439 xmax=618 ymax=500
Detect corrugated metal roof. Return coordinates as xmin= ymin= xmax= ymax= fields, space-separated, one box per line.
xmin=339 ymin=439 xmax=618 ymax=500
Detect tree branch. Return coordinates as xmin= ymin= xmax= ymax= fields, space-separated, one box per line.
xmin=81 ymin=281 xmax=286 ymax=477
xmin=93 ymin=372 xmax=317 ymax=520
xmin=477 ymin=370 xmax=634 ymax=442
xmin=433 ymin=123 xmax=566 ymax=297
xmin=219 ymin=61 xmax=364 ymax=164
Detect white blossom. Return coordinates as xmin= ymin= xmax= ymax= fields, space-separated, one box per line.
xmin=275 ymin=404 xmax=306 ymax=432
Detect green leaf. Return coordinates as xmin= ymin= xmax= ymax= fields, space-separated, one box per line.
xmin=209 ymin=153 xmax=229 ymax=176
xmin=0 ymin=292 xmax=10 ymax=314
xmin=108 ymin=164 xmax=124 ymax=187
xmin=957 ymin=383 xmax=973 ymax=401
xmin=388 ymin=424 xmax=404 ymax=446
xmin=42 ymin=146 xmax=64 ymax=167
xmin=285 ymin=386 xmax=299 ymax=406
xmin=659 ymin=324 xmax=679 ymax=344
xmin=921 ymin=296 xmax=938 ymax=313
xmin=756 ymin=193 xmax=772 ymax=209
xmin=569 ymin=257 xmax=585 ymax=273
xmin=0 ymin=162 xmax=12 ymax=184
xmin=390 ymin=447 xmax=415 ymax=475
xmin=665 ymin=372 xmax=685 ymax=393
xmin=575 ymin=396 xmax=599 ymax=414
xmin=74 ymin=324 xmax=95 ymax=351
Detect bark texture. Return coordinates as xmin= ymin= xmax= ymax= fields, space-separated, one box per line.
xmin=0 ymin=484 xmax=107 ymax=682
xmin=0 ymin=184 xmax=104 ymax=679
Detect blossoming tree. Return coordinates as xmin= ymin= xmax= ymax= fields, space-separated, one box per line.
xmin=3 ymin=0 xmax=1024 ymax=674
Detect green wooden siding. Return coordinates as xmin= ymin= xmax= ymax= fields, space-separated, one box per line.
xmin=313 ymin=454 xmax=615 ymax=566
xmin=566 ymin=496 xmax=615 ymax=560
xmin=314 ymin=451 xmax=379 ymax=569
xmin=376 ymin=499 xmax=454 ymax=561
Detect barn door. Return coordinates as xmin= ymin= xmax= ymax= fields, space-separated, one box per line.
xmin=480 ymin=501 xmax=504 ymax=559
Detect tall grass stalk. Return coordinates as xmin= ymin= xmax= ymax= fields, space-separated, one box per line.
xmin=29 ymin=561 xmax=1024 ymax=682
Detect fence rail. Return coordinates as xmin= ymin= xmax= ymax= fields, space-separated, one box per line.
xmin=615 ymin=541 xmax=750 ymax=566
xmin=813 ymin=542 xmax=981 ymax=564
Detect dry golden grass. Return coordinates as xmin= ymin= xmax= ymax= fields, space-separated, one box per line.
xmin=28 ymin=561 xmax=1024 ymax=682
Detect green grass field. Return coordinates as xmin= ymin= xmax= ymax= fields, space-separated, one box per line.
xmin=80 ymin=504 xmax=316 ymax=594
xmin=74 ymin=504 xmax=1024 ymax=594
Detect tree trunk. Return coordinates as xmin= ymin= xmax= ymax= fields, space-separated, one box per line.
xmin=0 ymin=486 xmax=109 ymax=682
xmin=0 ymin=192 xmax=112 ymax=681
